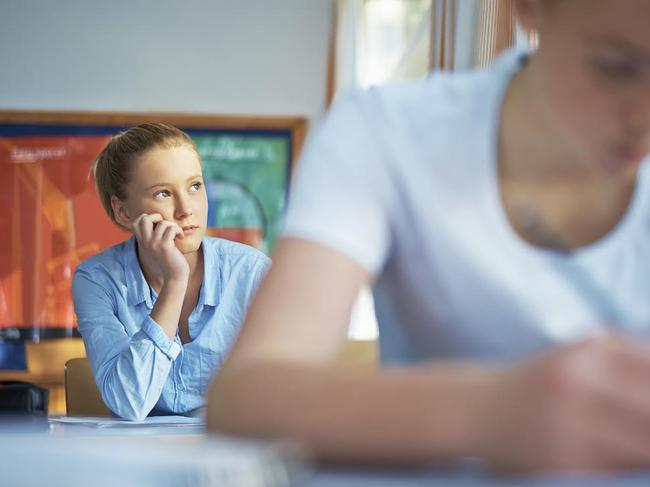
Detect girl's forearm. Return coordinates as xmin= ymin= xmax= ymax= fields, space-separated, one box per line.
xmin=150 ymin=277 xmax=188 ymax=339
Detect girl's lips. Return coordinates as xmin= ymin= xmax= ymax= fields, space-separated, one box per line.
xmin=182 ymin=226 xmax=199 ymax=235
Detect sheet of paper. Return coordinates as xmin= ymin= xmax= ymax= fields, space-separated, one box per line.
xmin=49 ymin=415 xmax=204 ymax=428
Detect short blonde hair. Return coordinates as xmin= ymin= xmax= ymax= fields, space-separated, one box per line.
xmin=91 ymin=123 xmax=197 ymax=228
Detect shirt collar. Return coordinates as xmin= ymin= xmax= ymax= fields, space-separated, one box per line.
xmin=123 ymin=236 xmax=153 ymax=308
xmin=198 ymin=238 xmax=219 ymax=307
xmin=123 ymin=236 xmax=219 ymax=309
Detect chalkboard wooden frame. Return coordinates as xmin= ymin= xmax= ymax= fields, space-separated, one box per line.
xmin=0 ymin=110 xmax=308 ymax=169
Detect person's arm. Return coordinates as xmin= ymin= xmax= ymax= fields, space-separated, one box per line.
xmin=72 ymin=268 xmax=183 ymax=421
xmin=208 ymin=238 xmax=489 ymax=464
xmin=132 ymin=214 xmax=190 ymax=340
xmin=208 ymin=238 xmax=650 ymax=471
xmin=72 ymin=214 xmax=190 ymax=420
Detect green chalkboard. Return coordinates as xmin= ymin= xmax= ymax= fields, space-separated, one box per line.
xmin=193 ymin=133 xmax=290 ymax=254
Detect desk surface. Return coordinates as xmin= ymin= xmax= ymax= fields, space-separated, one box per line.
xmin=1 ymin=417 xmax=303 ymax=487
xmin=306 ymin=468 xmax=650 ymax=487
xmin=2 ymin=417 xmax=650 ymax=487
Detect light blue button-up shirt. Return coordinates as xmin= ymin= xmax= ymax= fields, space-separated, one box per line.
xmin=72 ymin=236 xmax=270 ymax=420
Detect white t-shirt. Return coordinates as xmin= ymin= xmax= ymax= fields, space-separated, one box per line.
xmin=283 ymin=49 xmax=650 ymax=364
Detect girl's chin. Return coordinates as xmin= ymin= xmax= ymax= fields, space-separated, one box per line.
xmin=175 ymin=234 xmax=203 ymax=254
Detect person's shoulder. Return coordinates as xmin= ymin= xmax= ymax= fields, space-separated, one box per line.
xmin=74 ymin=238 xmax=131 ymax=278
xmin=373 ymin=67 xmax=481 ymax=102
xmin=343 ymin=48 xmax=524 ymax=127
xmin=307 ymin=69 xmax=489 ymax=152
xmin=364 ymin=69 xmax=492 ymax=126
xmin=203 ymin=237 xmax=270 ymax=268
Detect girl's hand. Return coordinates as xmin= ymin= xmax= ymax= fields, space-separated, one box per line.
xmin=131 ymin=213 xmax=189 ymax=283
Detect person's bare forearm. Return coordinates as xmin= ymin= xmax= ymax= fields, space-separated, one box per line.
xmin=208 ymin=362 xmax=494 ymax=465
xmin=150 ymin=277 xmax=188 ymax=339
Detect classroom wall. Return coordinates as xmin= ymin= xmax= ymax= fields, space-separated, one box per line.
xmin=0 ymin=0 xmax=333 ymax=120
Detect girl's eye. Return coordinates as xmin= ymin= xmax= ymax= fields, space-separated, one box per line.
xmin=189 ymin=181 xmax=203 ymax=192
xmin=153 ymin=190 xmax=170 ymax=200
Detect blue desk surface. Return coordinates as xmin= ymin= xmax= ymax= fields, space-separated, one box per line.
xmin=306 ymin=467 xmax=650 ymax=487
xmin=2 ymin=417 xmax=650 ymax=486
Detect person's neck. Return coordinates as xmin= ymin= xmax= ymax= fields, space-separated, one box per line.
xmin=497 ymin=56 xmax=639 ymax=250
xmin=499 ymin=56 xmax=636 ymax=186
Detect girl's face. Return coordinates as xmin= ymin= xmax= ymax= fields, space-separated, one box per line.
xmin=123 ymin=144 xmax=208 ymax=254
xmin=522 ymin=0 xmax=650 ymax=173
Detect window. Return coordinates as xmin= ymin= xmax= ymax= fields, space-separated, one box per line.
xmin=359 ymin=0 xmax=432 ymax=86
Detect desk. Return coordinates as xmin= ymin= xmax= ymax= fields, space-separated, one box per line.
xmin=0 ymin=371 xmax=68 ymax=413
xmin=0 ymin=338 xmax=86 ymax=414
xmin=306 ymin=467 xmax=650 ymax=487
xmin=3 ymin=418 xmax=650 ymax=487
xmin=0 ymin=417 xmax=305 ymax=487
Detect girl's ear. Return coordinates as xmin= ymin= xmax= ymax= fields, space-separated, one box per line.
xmin=110 ymin=195 xmax=132 ymax=229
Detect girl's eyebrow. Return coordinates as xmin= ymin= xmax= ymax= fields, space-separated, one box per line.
xmin=145 ymin=182 xmax=168 ymax=191
xmin=145 ymin=175 xmax=202 ymax=191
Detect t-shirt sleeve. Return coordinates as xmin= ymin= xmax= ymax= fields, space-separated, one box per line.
xmin=282 ymin=92 xmax=393 ymax=276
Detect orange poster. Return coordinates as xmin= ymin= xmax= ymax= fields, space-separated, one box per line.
xmin=0 ymin=134 xmax=127 ymax=339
